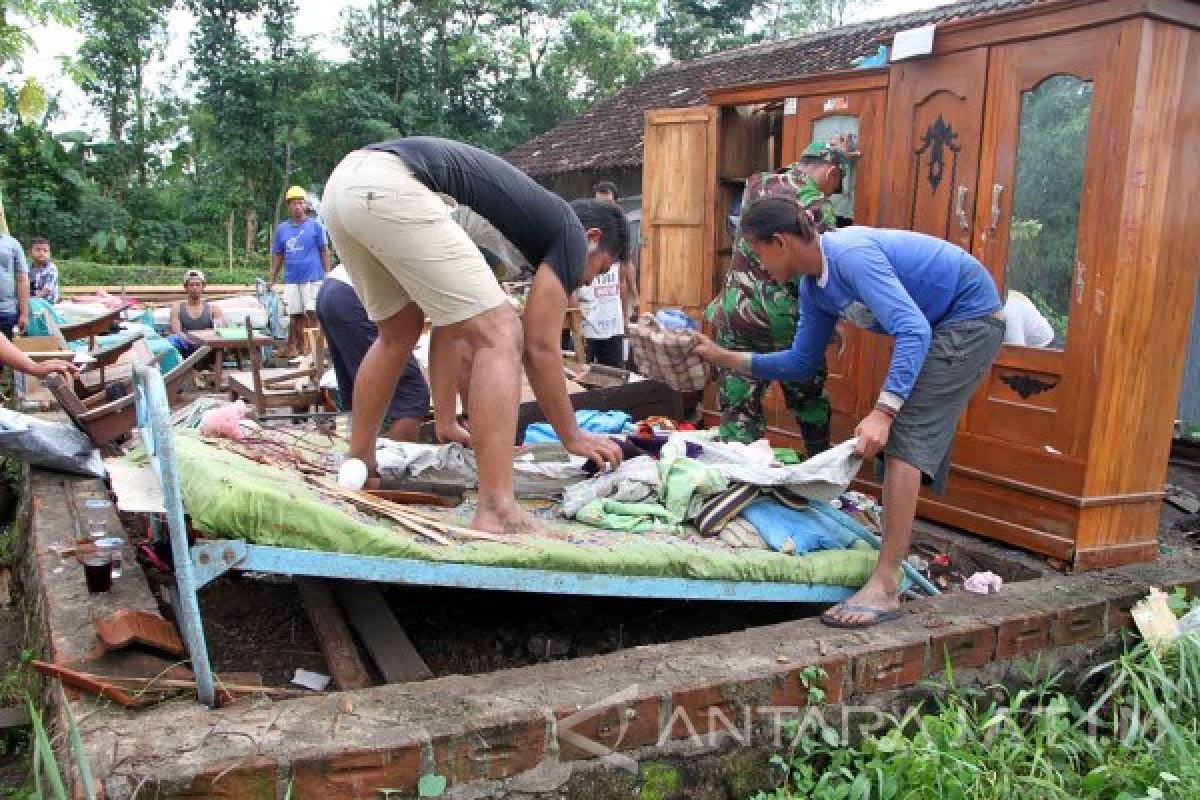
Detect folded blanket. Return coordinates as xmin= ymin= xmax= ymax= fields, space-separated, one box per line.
xmin=741 ymin=499 xmax=859 ymax=554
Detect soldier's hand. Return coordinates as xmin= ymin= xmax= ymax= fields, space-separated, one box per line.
xmin=692 ymin=333 xmax=745 ymax=371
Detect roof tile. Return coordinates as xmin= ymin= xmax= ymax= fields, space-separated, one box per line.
xmin=506 ymin=0 xmax=1043 ymax=176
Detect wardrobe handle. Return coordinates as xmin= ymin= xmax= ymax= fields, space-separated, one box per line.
xmin=989 ymin=184 xmax=1004 ymax=233
xmin=954 ymin=186 xmax=969 ymax=231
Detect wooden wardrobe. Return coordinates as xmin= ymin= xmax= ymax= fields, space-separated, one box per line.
xmin=639 ymin=0 xmax=1200 ymax=569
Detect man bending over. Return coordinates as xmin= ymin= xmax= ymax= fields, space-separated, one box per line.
xmin=322 ymin=136 xmax=626 ymax=535
xmin=694 ymin=198 xmax=1003 ymax=628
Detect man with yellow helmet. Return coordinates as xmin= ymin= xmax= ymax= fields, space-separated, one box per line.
xmin=270 ymin=186 xmax=330 ymax=357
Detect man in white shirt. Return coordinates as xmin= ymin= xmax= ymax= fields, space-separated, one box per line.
xmin=1002 ymin=290 xmax=1056 ymax=348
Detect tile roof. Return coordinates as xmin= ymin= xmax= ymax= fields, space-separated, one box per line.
xmin=505 ymin=0 xmax=1045 ymax=176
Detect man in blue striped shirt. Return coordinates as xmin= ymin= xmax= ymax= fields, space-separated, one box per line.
xmin=694 ymin=197 xmax=1004 ymax=628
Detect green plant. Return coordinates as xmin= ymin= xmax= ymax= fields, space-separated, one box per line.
xmin=751 ymin=621 xmax=1200 ymax=800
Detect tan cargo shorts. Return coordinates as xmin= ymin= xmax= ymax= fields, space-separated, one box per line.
xmin=321 ymin=150 xmax=508 ymax=326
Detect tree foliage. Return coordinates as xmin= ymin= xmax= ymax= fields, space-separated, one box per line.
xmin=0 ymin=0 xmax=878 ymax=268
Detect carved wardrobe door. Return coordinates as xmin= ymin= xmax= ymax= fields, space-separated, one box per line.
xmin=879 ymin=48 xmax=988 ymax=249
xmin=786 ymin=90 xmax=887 ymax=441
xmin=962 ymin=25 xmax=1120 ymax=462
xmin=874 ymin=49 xmax=990 ymax=412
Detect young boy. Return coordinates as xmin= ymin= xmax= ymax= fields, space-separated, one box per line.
xmin=29 ymin=237 xmax=60 ymax=304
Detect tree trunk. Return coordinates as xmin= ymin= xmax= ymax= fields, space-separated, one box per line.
xmin=134 ymin=58 xmax=147 ymax=188
xmin=226 ymin=209 xmax=235 ymax=272
xmin=273 ymin=136 xmax=292 ymax=234
xmin=244 ymin=207 xmax=259 ymax=257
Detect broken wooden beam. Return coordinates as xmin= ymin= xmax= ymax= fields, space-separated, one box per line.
xmin=333 ymin=583 xmax=433 ymax=684
xmin=296 ymin=578 xmax=373 ymax=691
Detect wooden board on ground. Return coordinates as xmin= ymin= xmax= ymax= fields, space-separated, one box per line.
xmin=0 ymin=705 xmax=30 ymax=731
xmin=296 ymin=578 xmax=373 ymax=691
xmin=333 ymin=582 xmax=433 ymax=684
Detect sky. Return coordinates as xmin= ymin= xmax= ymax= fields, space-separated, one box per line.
xmin=19 ymin=0 xmax=956 ymax=134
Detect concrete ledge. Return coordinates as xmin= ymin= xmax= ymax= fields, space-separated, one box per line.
xmin=20 ymin=467 xmax=1200 ymax=799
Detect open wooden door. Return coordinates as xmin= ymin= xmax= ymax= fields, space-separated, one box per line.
xmin=640 ymin=107 xmax=718 ymax=321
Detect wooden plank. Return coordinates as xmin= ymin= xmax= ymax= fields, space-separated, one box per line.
xmin=0 ymin=705 xmax=31 ymax=731
xmin=296 ymin=578 xmax=373 ymax=691
xmin=333 ymin=582 xmax=433 ymax=684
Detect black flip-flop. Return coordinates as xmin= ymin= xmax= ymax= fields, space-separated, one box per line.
xmin=820 ymin=603 xmax=902 ymax=629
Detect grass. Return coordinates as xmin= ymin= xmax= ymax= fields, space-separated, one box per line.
xmin=753 ymin=591 xmax=1200 ymax=800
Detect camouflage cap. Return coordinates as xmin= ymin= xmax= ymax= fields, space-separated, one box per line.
xmin=801 ymin=141 xmax=849 ymax=168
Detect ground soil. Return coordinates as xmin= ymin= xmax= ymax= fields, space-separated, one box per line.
xmin=173 ymin=461 xmax=1200 ymax=685
xmin=0 ymin=601 xmax=29 ymax=792
xmin=194 ymin=575 xmax=327 ymax=686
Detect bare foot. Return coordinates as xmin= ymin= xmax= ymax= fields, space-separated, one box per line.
xmin=472 ymin=501 xmax=549 ymax=536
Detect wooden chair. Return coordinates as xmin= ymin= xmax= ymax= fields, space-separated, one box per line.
xmin=57 ymin=306 xmax=123 ymax=343
xmin=44 ymin=347 xmax=212 ymax=449
xmin=226 ymin=318 xmax=325 ymax=417
xmin=15 ymin=314 xmax=144 ymax=397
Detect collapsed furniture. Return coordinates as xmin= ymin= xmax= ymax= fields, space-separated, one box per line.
xmin=45 ymin=347 xmax=211 ymax=448
xmin=124 ymin=363 xmax=929 ymax=707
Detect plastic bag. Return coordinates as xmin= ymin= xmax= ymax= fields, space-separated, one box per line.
xmin=1131 ymin=588 xmax=1179 ymax=654
xmin=0 ymin=408 xmax=105 ymax=478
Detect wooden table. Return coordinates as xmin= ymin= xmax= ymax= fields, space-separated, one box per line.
xmin=185 ymin=329 xmax=274 ymax=389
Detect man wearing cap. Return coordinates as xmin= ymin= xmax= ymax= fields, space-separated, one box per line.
xmin=704 ymin=140 xmax=851 ymax=456
xmin=167 ymin=269 xmax=224 ymax=356
xmin=270 ymin=186 xmax=331 ymax=358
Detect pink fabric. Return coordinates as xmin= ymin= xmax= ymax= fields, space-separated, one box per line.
xmin=199 ymin=401 xmax=249 ymax=440
xmin=71 ymin=290 xmax=132 ymax=309
xmin=963 ymin=571 xmax=1004 ymax=595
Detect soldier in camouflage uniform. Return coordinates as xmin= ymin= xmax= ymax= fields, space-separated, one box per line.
xmin=705 ymin=141 xmax=849 ymax=455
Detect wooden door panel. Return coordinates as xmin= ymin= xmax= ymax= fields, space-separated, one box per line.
xmin=640 ymin=108 xmax=717 ymax=320
xmin=963 ymin=25 xmax=1120 ymax=455
xmin=880 ymin=48 xmax=988 ymax=251
xmin=648 ymin=226 xmax=708 ymax=318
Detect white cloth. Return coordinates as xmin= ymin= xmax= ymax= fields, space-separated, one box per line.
xmin=327 ymin=264 xmax=353 ymax=286
xmin=562 ymin=455 xmax=660 ymax=517
xmin=578 ymin=263 xmax=624 ymax=340
xmin=283 ymin=280 xmax=322 ymax=314
xmin=1003 ymin=290 xmax=1055 ymax=347
xmin=664 ymin=434 xmax=863 ymax=504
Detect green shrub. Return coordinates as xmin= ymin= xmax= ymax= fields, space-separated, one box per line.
xmin=57 ymin=259 xmax=264 ymax=287
xmin=753 ymin=609 xmax=1200 ymax=800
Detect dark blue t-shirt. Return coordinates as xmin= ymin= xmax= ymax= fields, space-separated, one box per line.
xmin=365 ymin=137 xmax=587 ymax=293
xmin=272 ymin=218 xmax=327 ymax=283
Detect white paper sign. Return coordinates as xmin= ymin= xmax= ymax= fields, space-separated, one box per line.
xmin=783 ymin=97 xmax=797 ymax=116
xmin=891 ymin=24 xmax=936 ymax=61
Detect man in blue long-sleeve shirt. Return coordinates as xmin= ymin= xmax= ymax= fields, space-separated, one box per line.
xmin=694 ymin=197 xmax=1004 ymax=628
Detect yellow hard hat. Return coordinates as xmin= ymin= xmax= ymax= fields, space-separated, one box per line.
xmin=285 ymin=186 xmax=306 ymax=201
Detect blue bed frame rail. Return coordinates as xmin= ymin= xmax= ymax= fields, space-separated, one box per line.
xmin=131 ymin=362 xmax=934 ymax=707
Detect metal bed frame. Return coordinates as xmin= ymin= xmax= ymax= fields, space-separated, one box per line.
xmin=131 ymin=362 xmax=936 ymax=707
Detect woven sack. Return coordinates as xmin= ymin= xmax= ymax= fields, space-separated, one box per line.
xmin=627 ymin=315 xmax=709 ymax=392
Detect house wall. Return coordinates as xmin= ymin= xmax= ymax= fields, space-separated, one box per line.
xmin=534 ymin=168 xmax=643 ymax=202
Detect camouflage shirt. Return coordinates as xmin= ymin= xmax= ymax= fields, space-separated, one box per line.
xmin=706 ymin=166 xmax=836 ymax=344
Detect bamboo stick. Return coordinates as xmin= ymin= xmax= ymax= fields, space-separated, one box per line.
xmin=305 ymin=478 xmax=454 ymax=546
xmin=101 ymin=676 xmax=314 ymax=695
xmin=308 ymin=476 xmax=534 ymax=546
